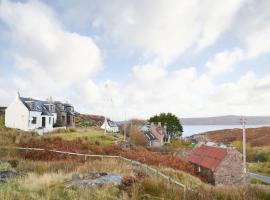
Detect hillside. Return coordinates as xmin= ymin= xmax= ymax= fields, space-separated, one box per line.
xmin=75 ymin=113 xmax=105 ymax=127
xmin=181 ymin=115 xmax=270 ymax=125
xmin=203 ymin=126 xmax=270 ymax=147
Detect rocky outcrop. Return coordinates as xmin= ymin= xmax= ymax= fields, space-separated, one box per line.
xmin=0 ymin=171 xmax=18 ymax=182
xmin=71 ymin=172 xmax=122 ymax=186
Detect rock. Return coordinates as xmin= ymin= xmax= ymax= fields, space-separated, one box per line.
xmin=116 ymin=140 xmax=134 ymax=149
xmin=72 ymin=172 xmax=122 ymax=186
xmin=0 ymin=171 xmax=18 ymax=182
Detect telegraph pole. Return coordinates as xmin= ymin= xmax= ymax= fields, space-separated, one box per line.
xmin=124 ymin=112 xmax=127 ymax=141
xmin=240 ymin=116 xmax=247 ymax=181
xmin=104 ymin=83 xmax=109 ymax=135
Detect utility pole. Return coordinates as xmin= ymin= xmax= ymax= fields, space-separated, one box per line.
xmin=104 ymin=115 xmax=107 ymax=135
xmin=240 ymin=116 xmax=247 ymax=181
xmin=104 ymin=83 xmax=109 ymax=135
xmin=124 ymin=112 xmax=127 ymax=141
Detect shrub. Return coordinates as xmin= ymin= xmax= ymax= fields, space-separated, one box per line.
xmin=0 ymin=162 xmax=15 ymax=172
xmin=121 ymin=176 xmax=136 ymax=187
xmin=129 ymin=127 xmax=148 ymax=147
xmin=255 ymin=152 xmax=269 ymax=162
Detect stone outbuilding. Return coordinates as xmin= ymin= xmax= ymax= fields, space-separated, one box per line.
xmin=188 ymin=145 xmax=245 ymax=185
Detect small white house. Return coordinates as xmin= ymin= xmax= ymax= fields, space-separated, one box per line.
xmin=5 ymin=93 xmax=57 ymax=134
xmin=101 ymin=118 xmax=119 ymax=133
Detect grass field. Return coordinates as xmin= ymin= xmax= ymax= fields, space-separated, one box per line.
xmin=249 ymin=162 xmax=270 ymax=177
xmin=0 ymin=127 xmax=123 ymax=148
xmin=48 ymin=128 xmax=123 ymax=147
xmin=0 ymin=158 xmax=185 ymax=200
xmin=0 ymin=158 xmax=270 ymax=200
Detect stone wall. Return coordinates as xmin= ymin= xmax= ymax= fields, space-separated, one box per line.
xmin=214 ymin=148 xmax=245 ymax=185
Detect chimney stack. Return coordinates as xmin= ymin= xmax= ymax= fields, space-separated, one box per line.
xmin=16 ymin=92 xmax=20 ymax=99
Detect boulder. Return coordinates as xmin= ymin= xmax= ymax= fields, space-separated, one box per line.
xmin=0 ymin=171 xmax=18 ymax=182
xmin=72 ymin=172 xmax=122 ymax=186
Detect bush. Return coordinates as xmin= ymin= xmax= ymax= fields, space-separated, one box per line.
xmin=0 ymin=162 xmax=15 ymax=172
xmin=255 ymin=152 xmax=269 ymax=162
xmin=129 ymin=127 xmax=148 ymax=147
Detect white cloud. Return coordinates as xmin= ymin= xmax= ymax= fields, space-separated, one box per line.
xmin=236 ymin=0 xmax=270 ymax=58
xmin=0 ymin=0 xmax=101 ymax=96
xmin=1 ymin=0 xmax=270 ymax=120
xmin=90 ymin=0 xmax=244 ymax=63
xmin=206 ymin=48 xmax=244 ymax=75
xmin=204 ymin=71 xmax=270 ymax=116
xmin=206 ymin=0 xmax=270 ymax=76
xmin=74 ymin=63 xmax=214 ymax=119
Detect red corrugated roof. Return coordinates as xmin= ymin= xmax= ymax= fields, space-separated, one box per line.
xmin=188 ymin=145 xmax=227 ymax=171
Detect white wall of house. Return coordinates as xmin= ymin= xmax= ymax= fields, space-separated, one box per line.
xmin=28 ymin=112 xmax=56 ymax=132
xmin=101 ymin=120 xmax=119 ymax=133
xmin=5 ymin=97 xmax=29 ymax=131
xmin=5 ymin=95 xmax=57 ymax=134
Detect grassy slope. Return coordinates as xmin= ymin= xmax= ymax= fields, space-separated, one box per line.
xmin=0 ymin=158 xmax=185 ymax=200
xmin=0 ymin=127 xmax=123 ymax=147
xmin=0 ymin=159 xmax=269 ymax=200
xmin=48 ymin=128 xmax=123 ymax=146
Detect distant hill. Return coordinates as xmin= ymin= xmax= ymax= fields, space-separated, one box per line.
xmin=181 ymin=115 xmax=270 ymax=125
xmin=202 ymin=126 xmax=270 ymax=147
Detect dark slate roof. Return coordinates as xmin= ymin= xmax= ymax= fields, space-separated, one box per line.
xmin=188 ymin=145 xmax=227 ymax=172
xmin=139 ymin=124 xmax=158 ymax=141
xmin=20 ymin=97 xmax=54 ymax=116
xmin=107 ymin=120 xmax=118 ymax=127
xmin=67 ymin=110 xmax=75 ymax=116
xmin=144 ymin=131 xmax=157 ymax=141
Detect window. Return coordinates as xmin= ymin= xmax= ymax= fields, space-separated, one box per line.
xmin=32 ymin=117 xmax=37 ymax=124
xmin=49 ymin=117 xmax=51 ymax=124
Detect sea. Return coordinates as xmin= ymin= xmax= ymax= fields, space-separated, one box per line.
xmin=182 ymin=125 xmax=270 ymax=137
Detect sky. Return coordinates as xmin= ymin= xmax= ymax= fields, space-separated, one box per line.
xmin=0 ymin=0 xmax=270 ymax=120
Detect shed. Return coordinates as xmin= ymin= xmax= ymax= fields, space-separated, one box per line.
xmin=188 ymin=145 xmax=245 ymax=185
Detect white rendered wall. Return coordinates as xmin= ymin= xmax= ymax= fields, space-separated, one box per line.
xmin=29 ymin=112 xmax=56 ymax=132
xmin=101 ymin=121 xmax=119 ymax=133
xmin=5 ymin=98 xmax=29 ymax=131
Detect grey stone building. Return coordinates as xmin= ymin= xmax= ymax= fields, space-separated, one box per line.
xmin=188 ymin=145 xmax=245 ymax=185
xmin=54 ymin=101 xmax=75 ymax=127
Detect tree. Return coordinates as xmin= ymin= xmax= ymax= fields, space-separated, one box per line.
xmin=120 ymin=119 xmax=145 ymax=136
xmin=129 ymin=127 xmax=148 ymax=147
xmin=148 ymin=113 xmax=183 ymax=138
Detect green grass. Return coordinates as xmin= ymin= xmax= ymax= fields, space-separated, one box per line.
xmin=160 ymin=167 xmax=206 ymax=188
xmin=248 ymin=162 xmax=270 ymax=176
xmin=164 ymin=139 xmax=193 ymax=151
xmin=48 ymin=128 xmax=123 ymax=147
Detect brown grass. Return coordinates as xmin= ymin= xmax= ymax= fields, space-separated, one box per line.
xmin=205 ymin=126 xmax=270 ymax=147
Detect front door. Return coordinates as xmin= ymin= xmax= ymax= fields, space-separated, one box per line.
xmin=42 ymin=117 xmax=46 ymax=128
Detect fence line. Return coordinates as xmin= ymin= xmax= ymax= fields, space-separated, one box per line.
xmin=0 ymin=146 xmax=190 ymax=193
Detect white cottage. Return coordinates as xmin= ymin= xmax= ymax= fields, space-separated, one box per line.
xmin=5 ymin=93 xmax=57 ymax=134
xmin=101 ymin=118 xmax=119 ymax=133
